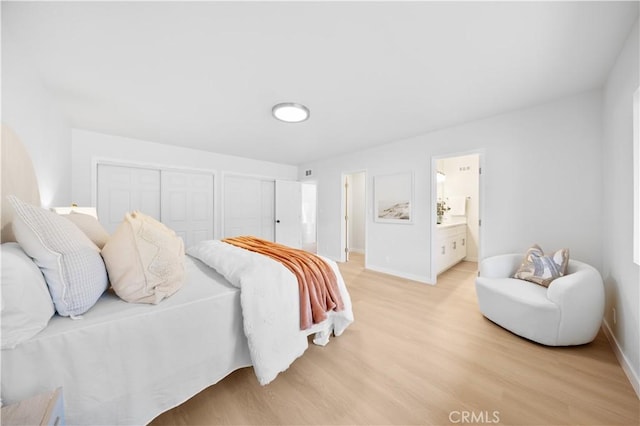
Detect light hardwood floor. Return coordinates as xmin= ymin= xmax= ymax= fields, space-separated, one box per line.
xmin=152 ymin=254 xmax=639 ymax=425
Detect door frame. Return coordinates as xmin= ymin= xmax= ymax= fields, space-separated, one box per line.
xmin=340 ymin=170 xmax=368 ymax=264
xmin=429 ymin=150 xmax=485 ymax=284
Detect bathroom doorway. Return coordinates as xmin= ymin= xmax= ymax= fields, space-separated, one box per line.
xmin=431 ymin=152 xmax=482 ymax=282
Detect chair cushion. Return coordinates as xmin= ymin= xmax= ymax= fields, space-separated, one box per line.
xmin=475 ymin=277 xmax=561 ymax=345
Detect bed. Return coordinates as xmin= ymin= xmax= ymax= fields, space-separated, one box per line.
xmin=0 ymin=125 xmax=354 ymax=425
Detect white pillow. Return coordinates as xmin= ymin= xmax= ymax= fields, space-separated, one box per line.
xmin=1 ymin=243 xmax=55 ymax=349
xmin=61 ymin=211 xmax=110 ymax=249
xmin=8 ymin=195 xmax=108 ymax=317
xmin=101 ymin=211 xmax=185 ymax=304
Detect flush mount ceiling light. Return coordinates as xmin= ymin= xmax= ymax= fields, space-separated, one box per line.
xmin=272 ymin=102 xmax=310 ymax=123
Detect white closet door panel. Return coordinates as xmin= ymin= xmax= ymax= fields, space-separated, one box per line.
xmin=260 ymin=181 xmax=275 ymax=241
xmin=224 ymin=176 xmax=275 ymax=240
xmin=275 ymin=180 xmax=302 ymax=249
xmin=161 ymin=171 xmax=214 ymax=249
xmin=224 ymin=218 xmax=262 ymax=238
xmin=97 ymin=165 xmax=161 ymax=234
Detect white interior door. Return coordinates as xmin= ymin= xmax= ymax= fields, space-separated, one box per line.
xmin=275 ymin=180 xmax=302 ymax=248
xmin=260 ymin=180 xmax=275 ymax=241
xmin=161 ymin=171 xmax=214 ymax=248
xmin=224 ymin=175 xmax=275 ymax=240
xmin=97 ymin=164 xmax=160 ymax=233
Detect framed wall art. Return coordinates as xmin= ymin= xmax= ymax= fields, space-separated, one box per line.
xmin=374 ymin=172 xmax=413 ymax=224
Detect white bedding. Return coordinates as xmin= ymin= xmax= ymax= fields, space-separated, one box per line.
xmin=0 ymin=256 xmax=252 ymax=426
xmin=187 ymin=240 xmax=354 ymax=385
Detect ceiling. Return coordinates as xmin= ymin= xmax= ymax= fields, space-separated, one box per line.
xmin=2 ymin=1 xmax=638 ymax=165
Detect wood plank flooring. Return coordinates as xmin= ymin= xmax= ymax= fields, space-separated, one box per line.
xmin=151 ymin=254 xmax=639 ymax=425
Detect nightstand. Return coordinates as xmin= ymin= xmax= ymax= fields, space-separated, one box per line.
xmin=1 ymin=387 xmax=64 ymax=426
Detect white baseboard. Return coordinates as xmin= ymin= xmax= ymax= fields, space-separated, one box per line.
xmin=602 ymin=319 xmax=640 ymax=399
xmin=348 ymin=248 xmax=365 ymax=254
xmin=365 ymin=264 xmax=434 ymax=285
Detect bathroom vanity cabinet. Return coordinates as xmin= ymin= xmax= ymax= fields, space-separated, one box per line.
xmin=436 ymin=221 xmax=467 ymax=275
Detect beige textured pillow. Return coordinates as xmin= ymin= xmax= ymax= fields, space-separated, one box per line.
xmin=62 ymin=211 xmax=110 ymax=249
xmin=513 ymin=244 xmax=569 ymax=287
xmin=101 ymin=211 xmax=185 ymax=304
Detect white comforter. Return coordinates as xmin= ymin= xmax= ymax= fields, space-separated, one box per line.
xmin=187 ymin=240 xmax=354 ymax=385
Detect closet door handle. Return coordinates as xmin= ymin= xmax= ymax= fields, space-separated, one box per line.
xmin=453 ymin=241 xmax=457 ymax=250
xmin=276 ymin=220 xmax=281 ymax=223
xmin=441 ymin=246 xmax=445 ymax=255
xmin=462 ymin=238 xmax=465 ymax=246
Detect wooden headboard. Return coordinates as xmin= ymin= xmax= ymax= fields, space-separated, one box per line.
xmin=1 ymin=125 xmax=41 ymax=242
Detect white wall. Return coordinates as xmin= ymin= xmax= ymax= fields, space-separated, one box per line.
xmin=301 ymin=90 xmax=603 ymax=283
xmin=602 ymin=19 xmax=640 ymax=395
xmin=1 ymin=37 xmax=71 ymax=207
xmin=71 ymin=129 xmax=298 ymax=239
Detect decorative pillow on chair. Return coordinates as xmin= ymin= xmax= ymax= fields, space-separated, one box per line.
xmin=101 ymin=211 xmax=185 ymax=304
xmin=1 ymin=243 xmax=55 ymax=349
xmin=8 ymin=195 xmax=108 ymax=317
xmin=61 ymin=211 xmax=110 ymax=249
xmin=514 ymin=244 xmax=569 ymax=287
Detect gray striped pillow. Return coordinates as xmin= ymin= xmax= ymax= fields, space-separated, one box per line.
xmin=8 ymin=195 xmax=108 ymax=317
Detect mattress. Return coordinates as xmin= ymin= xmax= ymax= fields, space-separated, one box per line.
xmin=0 ymin=256 xmax=252 ymax=425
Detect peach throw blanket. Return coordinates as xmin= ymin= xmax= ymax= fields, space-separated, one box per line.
xmin=222 ymin=236 xmax=344 ymax=329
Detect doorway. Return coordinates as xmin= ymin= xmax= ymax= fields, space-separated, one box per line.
xmin=342 ymin=171 xmax=366 ymax=262
xmin=301 ymin=182 xmax=317 ymax=253
xmin=431 ymin=153 xmax=482 ymax=282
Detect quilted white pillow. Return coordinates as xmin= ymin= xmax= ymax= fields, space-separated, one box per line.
xmin=1 ymin=243 xmax=55 ymax=349
xmin=101 ymin=211 xmax=185 ymax=304
xmin=8 ymin=195 xmax=108 ymax=317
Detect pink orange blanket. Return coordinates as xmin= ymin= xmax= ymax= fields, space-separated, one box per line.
xmin=222 ymin=236 xmax=344 ymax=329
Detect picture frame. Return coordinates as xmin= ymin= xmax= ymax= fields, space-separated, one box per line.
xmin=374 ymin=172 xmax=413 ymax=224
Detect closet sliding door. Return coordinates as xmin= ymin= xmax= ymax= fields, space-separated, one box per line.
xmin=97 ymin=164 xmax=161 ymax=234
xmin=97 ymin=164 xmax=214 ymax=247
xmin=161 ymin=171 xmax=214 ymax=248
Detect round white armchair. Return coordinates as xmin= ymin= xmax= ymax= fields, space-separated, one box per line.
xmin=475 ymin=254 xmax=605 ymax=346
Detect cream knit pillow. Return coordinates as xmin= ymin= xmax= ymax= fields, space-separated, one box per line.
xmin=101 ymin=211 xmax=185 ymax=304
